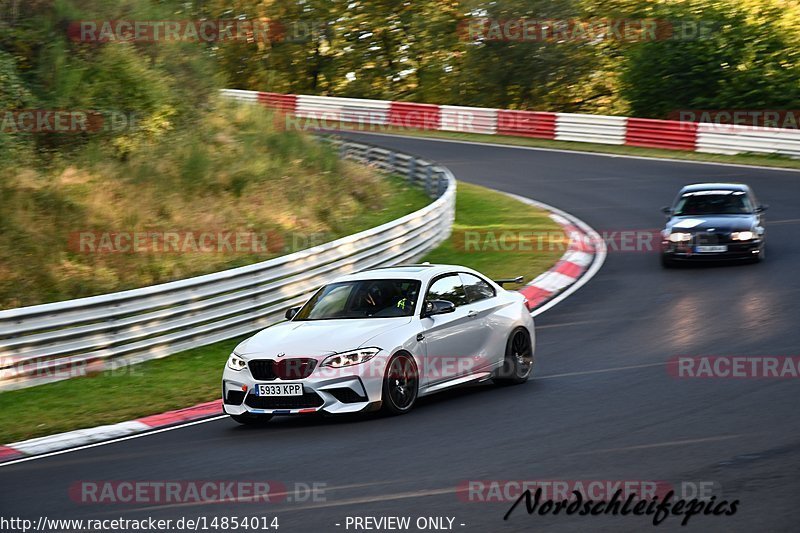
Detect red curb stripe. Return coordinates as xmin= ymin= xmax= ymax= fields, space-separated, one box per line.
xmin=520 ymin=285 xmax=553 ymax=310
xmin=136 ymin=400 xmax=223 ymax=428
xmin=555 ymin=260 xmax=584 ymax=279
xmin=0 ymin=445 xmax=23 ymax=461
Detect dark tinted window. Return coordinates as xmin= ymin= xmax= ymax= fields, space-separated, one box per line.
xmin=295 ymin=279 xmax=420 ymax=320
xmin=425 ymin=274 xmax=467 ymax=307
xmin=674 ymin=191 xmax=754 ymax=215
xmin=460 ymin=273 xmax=495 ymax=303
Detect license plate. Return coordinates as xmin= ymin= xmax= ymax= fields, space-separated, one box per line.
xmin=256 ymin=383 xmax=303 ymax=396
xmin=695 ymin=245 xmax=727 ymax=253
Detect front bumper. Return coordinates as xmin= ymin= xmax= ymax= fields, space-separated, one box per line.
xmin=661 ymin=239 xmax=763 ymax=261
xmin=222 ymin=356 xmax=386 ymax=416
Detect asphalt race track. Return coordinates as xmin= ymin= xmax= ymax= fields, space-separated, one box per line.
xmin=2 ymin=134 xmax=800 ymax=532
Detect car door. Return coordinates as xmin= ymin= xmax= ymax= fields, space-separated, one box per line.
xmin=459 ymin=272 xmax=505 ymax=372
xmin=419 ymin=273 xmax=485 ymax=388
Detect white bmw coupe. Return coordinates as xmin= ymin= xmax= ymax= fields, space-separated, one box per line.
xmin=222 ymin=264 xmax=535 ymax=424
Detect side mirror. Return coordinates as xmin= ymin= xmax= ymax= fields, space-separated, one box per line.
xmin=285 ymin=306 xmax=301 ymax=320
xmin=422 ymin=300 xmax=456 ymax=318
xmin=756 ymin=204 xmax=769 ymax=213
xmin=661 ymin=206 xmax=673 ymax=216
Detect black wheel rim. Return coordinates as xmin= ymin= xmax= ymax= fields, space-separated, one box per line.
xmin=387 ymin=355 xmax=417 ymax=410
xmin=511 ymin=331 xmax=533 ymax=378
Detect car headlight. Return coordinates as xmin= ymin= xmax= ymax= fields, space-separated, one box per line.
xmin=227 ymin=353 xmax=248 ymax=371
xmin=321 ymin=348 xmax=381 ymax=368
xmin=731 ymin=231 xmax=754 ymax=241
xmin=668 ymin=232 xmax=692 ymax=242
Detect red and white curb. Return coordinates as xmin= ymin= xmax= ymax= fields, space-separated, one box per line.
xmin=0 ymin=400 xmax=222 ymax=464
xmin=0 ymin=195 xmax=605 ymax=467
xmin=506 ymin=193 xmax=607 ymax=317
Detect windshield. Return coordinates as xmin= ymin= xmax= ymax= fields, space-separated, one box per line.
xmin=673 ymin=192 xmax=754 ymax=216
xmin=294 ymin=279 xmax=421 ymax=320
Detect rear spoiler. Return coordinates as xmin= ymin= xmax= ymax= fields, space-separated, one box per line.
xmin=493 ymin=276 xmax=524 ymax=287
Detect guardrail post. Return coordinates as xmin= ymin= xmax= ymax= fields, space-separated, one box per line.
xmin=436 ymin=172 xmax=446 ymax=197
xmin=408 ymin=157 xmax=416 ymax=184
xmin=388 ymin=151 xmax=396 ymax=170
xmin=425 ymin=165 xmax=433 ymax=196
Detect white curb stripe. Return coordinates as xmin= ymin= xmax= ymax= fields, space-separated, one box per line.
xmin=9 ymin=420 xmax=150 ymax=456
xmin=561 ymin=250 xmax=594 ymax=267
xmin=531 ymin=271 xmax=580 ymax=293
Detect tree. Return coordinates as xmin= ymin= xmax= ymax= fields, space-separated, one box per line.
xmin=618 ymin=0 xmax=800 ymax=118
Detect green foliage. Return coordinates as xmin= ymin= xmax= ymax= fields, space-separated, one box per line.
xmin=617 ymin=0 xmax=800 ymax=117
xmin=0 ymin=101 xmax=430 ymax=309
xmin=188 ymin=0 xmax=799 ymax=117
xmin=0 ymin=0 xmax=220 ymax=160
xmin=4 ymin=0 xmax=796 ymax=136
xmin=0 ymin=50 xmax=36 ymax=160
xmin=0 ymin=49 xmax=33 ymax=109
xmin=0 ymin=2 xmax=430 ymax=309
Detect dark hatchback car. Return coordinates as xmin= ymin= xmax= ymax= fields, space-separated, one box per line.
xmin=660 ymin=183 xmax=767 ymax=267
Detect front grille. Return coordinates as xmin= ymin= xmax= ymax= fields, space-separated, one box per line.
xmin=248 ymin=358 xmax=317 ymax=381
xmin=245 ymin=391 xmax=324 ymax=410
xmin=326 ymin=387 xmax=368 ymax=404
xmin=248 ymin=360 xmax=276 ymax=380
xmin=695 ymin=232 xmax=728 ymax=245
xmin=225 ymin=390 xmax=246 ymax=405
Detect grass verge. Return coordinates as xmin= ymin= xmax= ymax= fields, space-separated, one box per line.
xmin=0 ymin=102 xmax=430 ymax=310
xmin=420 ymin=182 xmax=565 ymax=287
xmin=0 ymin=183 xmax=564 ymax=443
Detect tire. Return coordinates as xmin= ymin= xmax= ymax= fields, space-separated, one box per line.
xmin=230 ymin=413 xmax=273 ymax=426
xmin=494 ymin=328 xmax=534 ymax=385
xmin=381 ymin=352 xmax=419 ymax=415
xmin=661 ymin=254 xmax=675 ymax=268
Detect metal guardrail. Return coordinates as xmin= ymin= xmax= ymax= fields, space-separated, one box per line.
xmin=0 ymin=138 xmax=456 ymax=390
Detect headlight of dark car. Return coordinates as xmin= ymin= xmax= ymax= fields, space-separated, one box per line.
xmin=668 ymin=232 xmax=692 ymax=242
xmin=731 ymin=231 xmax=755 ymax=241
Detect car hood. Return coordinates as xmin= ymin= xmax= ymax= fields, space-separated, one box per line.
xmin=666 ymin=214 xmax=756 ymax=233
xmin=234 ymin=317 xmax=413 ymax=359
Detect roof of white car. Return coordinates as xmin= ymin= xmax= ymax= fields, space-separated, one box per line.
xmin=337 ymin=264 xmax=472 ymax=282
